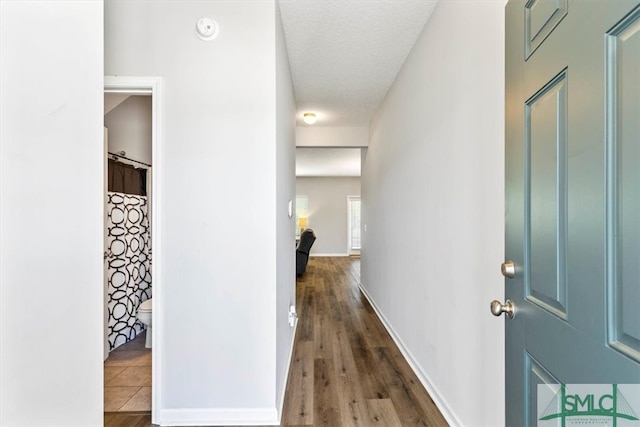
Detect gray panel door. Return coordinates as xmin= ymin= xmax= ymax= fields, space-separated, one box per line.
xmin=505 ymin=1 xmax=640 ymax=425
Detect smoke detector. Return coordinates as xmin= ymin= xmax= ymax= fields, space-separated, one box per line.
xmin=196 ymin=17 xmax=219 ymax=41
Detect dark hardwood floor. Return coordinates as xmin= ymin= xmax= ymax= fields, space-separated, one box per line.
xmin=105 ymin=257 xmax=447 ymax=426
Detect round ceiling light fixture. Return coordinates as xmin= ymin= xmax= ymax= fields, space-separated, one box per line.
xmin=303 ymin=113 xmax=317 ymax=125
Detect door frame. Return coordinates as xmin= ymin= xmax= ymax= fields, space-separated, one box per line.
xmin=104 ymin=76 xmax=162 ymax=422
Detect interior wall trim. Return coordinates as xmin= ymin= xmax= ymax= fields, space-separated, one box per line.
xmin=358 ymin=282 xmax=462 ymax=427
xmin=308 ymin=253 xmax=349 ymax=257
xmin=157 ymin=408 xmax=279 ymax=426
xmin=276 ymin=318 xmax=298 ymax=422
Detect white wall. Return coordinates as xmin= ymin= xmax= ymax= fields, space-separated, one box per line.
xmin=104 ymin=95 xmax=153 ymax=165
xmin=275 ymin=1 xmax=297 ymax=416
xmin=296 ymin=177 xmax=361 ymax=256
xmin=361 ymin=2 xmax=506 ymax=426
xmin=106 ymin=1 xmax=293 ymax=424
xmin=0 ymin=1 xmax=104 ymax=425
xmin=296 ymin=126 xmax=368 ymax=147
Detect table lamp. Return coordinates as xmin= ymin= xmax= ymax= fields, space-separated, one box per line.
xmin=298 ymin=217 xmax=308 ymax=234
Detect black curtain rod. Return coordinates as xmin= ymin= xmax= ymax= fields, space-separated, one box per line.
xmin=108 ymin=152 xmax=151 ymax=168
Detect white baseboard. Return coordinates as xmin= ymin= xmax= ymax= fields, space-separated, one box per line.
xmin=277 ymin=317 xmax=298 ymax=421
xmin=157 ymin=408 xmax=278 ymax=426
xmin=358 ymin=283 xmax=462 ymax=427
xmin=309 ymin=253 xmax=348 ymax=257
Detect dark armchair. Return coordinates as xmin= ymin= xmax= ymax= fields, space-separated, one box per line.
xmin=296 ymin=229 xmax=316 ymax=277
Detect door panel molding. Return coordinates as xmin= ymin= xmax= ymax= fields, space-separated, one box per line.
xmin=525 ymin=0 xmax=568 ymax=59
xmin=606 ymin=5 xmax=640 ymax=364
xmin=525 ymin=68 xmax=568 ymax=320
xmin=525 ymin=352 xmax=561 ymax=427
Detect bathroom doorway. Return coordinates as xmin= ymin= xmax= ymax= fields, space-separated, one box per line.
xmin=103 ymin=77 xmax=161 ymax=421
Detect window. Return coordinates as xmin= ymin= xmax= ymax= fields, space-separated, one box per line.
xmin=296 ymin=195 xmax=308 ymax=238
xmin=348 ymin=196 xmax=361 ymax=251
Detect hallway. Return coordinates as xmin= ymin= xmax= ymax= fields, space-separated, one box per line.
xmin=282 ymin=257 xmax=447 ymax=426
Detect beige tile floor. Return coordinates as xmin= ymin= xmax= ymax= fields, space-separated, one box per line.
xmin=104 ymin=331 xmax=151 ymax=412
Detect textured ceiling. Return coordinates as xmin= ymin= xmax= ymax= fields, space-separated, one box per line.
xmin=280 ymin=0 xmax=438 ymax=127
xmin=296 ymin=148 xmax=362 ymax=176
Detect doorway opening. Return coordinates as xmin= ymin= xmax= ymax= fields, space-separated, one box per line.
xmin=347 ymin=195 xmax=361 ymax=256
xmin=103 ymin=77 xmax=161 ymax=422
xmin=295 ymin=147 xmax=363 ymax=257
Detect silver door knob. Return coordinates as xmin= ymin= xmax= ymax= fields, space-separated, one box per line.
xmin=501 ymin=260 xmax=516 ymax=278
xmin=103 ymin=249 xmax=114 ymax=260
xmin=490 ymin=299 xmax=516 ymax=319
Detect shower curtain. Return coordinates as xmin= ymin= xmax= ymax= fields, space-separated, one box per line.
xmin=106 ymin=160 xmax=151 ymax=351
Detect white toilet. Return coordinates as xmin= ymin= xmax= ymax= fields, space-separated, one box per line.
xmin=137 ymin=298 xmax=152 ymax=348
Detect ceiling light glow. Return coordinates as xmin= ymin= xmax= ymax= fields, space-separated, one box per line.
xmin=303 ymin=113 xmax=317 ymax=125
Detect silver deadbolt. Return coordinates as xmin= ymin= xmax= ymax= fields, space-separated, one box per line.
xmin=490 ymin=299 xmax=516 ymax=319
xmin=501 ymin=260 xmax=516 ymax=278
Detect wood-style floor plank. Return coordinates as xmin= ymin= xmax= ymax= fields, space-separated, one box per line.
xmin=283 ymin=341 xmax=315 ymax=426
xmin=347 ymin=330 xmax=391 ymax=400
xmin=313 ymin=358 xmax=342 ymax=426
xmin=298 ymin=287 xmax=315 ymax=341
xmin=104 ymin=412 xmax=153 ymax=427
xmin=282 ymin=257 xmax=448 ymax=427
xmin=332 ymin=322 xmax=369 ymax=426
xmin=314 ymin=314 xmax=333 ymax=360
xmin=367 ymin=399 xmax=403 ymax=427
